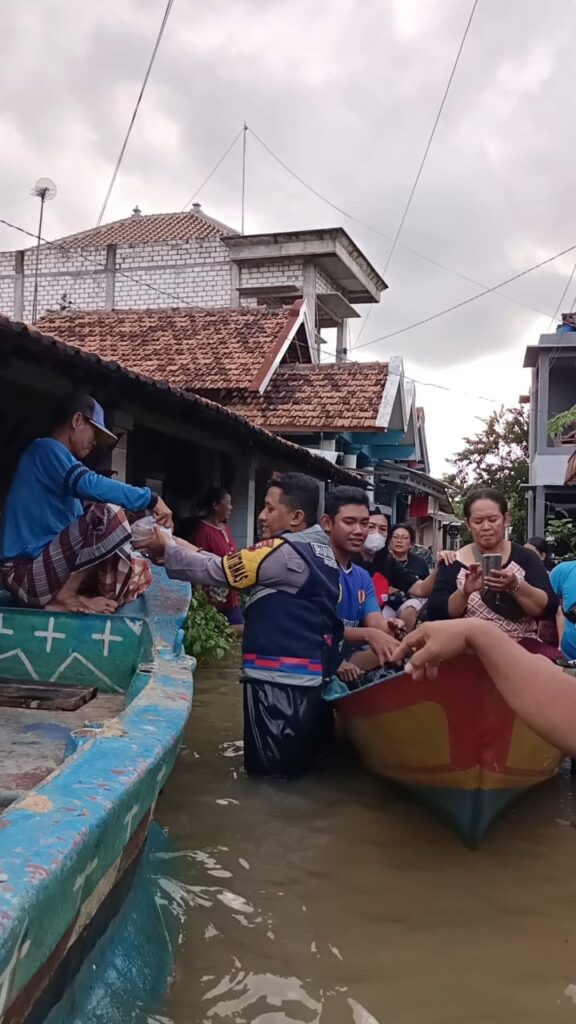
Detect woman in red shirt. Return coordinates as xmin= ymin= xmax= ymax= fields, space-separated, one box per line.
xmin=191 ymin=488 xmax=244 ymax=628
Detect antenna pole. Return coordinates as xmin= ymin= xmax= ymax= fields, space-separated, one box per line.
xmin=241 ymin=122 xmax=247 ymax=234
xmin=31 ymin=187 xmax=47 ymax=324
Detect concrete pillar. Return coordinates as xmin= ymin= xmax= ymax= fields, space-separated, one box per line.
xmin=229 ymin=455 xmax=257 ymax=548
xmin=335 ymin=320 xmax=349 ymax=363
xmin=303 ymin=261 xmax=317 ymax=345
xmin=105 ymin=245 xmax=116 ymax=310
xmin=229 ymin=262 xmax=241 ymax=307
xmin=109 ymin=410 xmax=133 ymax=482
xmin=536 ymin=353 xmax=550 ymax=451
xmin=534 ymin=487 xmax=546 ymax=536
xmin=14 ymin=252 xmax=24 ymax=321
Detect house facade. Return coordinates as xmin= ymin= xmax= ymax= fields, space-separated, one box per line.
xmin=524 ymin=315 xmax=576 ymax=536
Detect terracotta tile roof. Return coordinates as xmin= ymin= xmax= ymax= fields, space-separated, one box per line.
xmin=36 ymin=303 xmax=306 ymax=393
xmin=0 ymin=316 xmax=364 ymax=486
xmin=220 ymin=361 xmax=389 ymax=432
xmin=50 ymin=208 xmax=237 ymax=249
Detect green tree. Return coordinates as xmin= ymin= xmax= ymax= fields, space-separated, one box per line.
xmin=444 ymin=405 xmax=529 ymax=540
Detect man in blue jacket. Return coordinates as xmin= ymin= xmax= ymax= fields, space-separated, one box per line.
xmin=0 ymin=392 xmax=172 ymax=614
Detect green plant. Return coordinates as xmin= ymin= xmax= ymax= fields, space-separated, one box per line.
xmin=546 ymin=517 xmax=576 ymax=561
xmin=184 ymin=588 xmax=238 ymax=661
xmin=548 ymin=404 xmax=576 ymax=439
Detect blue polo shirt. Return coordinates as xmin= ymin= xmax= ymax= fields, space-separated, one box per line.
xmin=550 ymin=561 xmax=576 ymax=659
xmin=338 ymin=563 xmax=380 ymax=628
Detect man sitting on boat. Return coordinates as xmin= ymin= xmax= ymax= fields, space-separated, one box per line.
xmin=0 ymin=392 xmax=172 ymax=614
xmin=426 ymin=488 xmax=558 ymax=655
xmin=320 ymin=487 xmax=402 ymax=680
xmin=138 ymin=472 xmax=344 ymax=778
xmin=321 ymin=487 xmax=456 ymax=681
xmin=395 ymin=618 xmax=576 ymax=757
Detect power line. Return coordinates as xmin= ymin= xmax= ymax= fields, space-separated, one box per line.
xmin=547 ymin=256 xmax=576 ymax=331
xmin=96 ymin=0 xmax=175 ymax=227
xmin=383 ymin=0 xmax=479 ymax=274
xmin=181 ymin=126 xmax=244 ymax=211
xmin=247 ymin=125 xmax=555 ymax=322
xmin=354 ymin=239 xmax=576 ymax=352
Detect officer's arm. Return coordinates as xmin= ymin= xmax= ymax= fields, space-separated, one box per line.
xmin=164 ymin=538 xmax=309 ymax=591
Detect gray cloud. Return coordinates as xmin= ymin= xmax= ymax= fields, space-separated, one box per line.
xmin=1 ymin=0 xmax=574 ymax=469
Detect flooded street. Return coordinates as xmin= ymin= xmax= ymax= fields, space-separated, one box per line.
xmin=156 ymin=658 xmax=576 ymax=1023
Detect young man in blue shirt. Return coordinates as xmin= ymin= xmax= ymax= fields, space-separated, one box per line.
xmin=0 ymin=392 xmax=172 ymax=614
xmin=320 ymin=487 xmax=403 ymax=679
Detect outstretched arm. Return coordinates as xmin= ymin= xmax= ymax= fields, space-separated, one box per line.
xmin=395 ymin=619 xmax=576 ymax=755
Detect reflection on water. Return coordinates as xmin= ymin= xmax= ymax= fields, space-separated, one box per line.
xmin=156 ymin=657 xmax=576 ymax=1024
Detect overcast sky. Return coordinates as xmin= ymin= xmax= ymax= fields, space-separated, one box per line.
xmin=1 ymin=0 xmax=574 ymax=474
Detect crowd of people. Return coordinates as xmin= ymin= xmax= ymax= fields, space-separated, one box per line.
xmin=2 ymin=392 xmax=576 ymax=774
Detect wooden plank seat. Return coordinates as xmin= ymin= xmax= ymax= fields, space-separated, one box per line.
xmin=0 ymin=680 xmax=96 ymax=711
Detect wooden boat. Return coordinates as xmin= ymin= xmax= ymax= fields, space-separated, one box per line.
xmin=324 ymin=654 xmax=563 ymax=847
xmin=0 ymin=566 xmax=193 ymax=1022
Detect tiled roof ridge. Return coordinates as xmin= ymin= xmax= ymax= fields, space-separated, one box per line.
xmin=274 ymin=359 xmax=388 ymax=372
xmin=47 ymin=208 xmax=238 ymax=249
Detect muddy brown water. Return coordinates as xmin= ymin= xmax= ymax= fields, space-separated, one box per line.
xmin=156 ymin=656 xmax=576 ymax=1023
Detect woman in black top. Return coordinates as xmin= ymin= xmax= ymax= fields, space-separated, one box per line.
xmin=427 ymin=488 xmax=557 ymax=643
xmin=388 ymin=523 xmax=430 ymax=579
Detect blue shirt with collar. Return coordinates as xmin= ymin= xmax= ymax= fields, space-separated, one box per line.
xmin=337 ymin=562 xmax=380 ymax=628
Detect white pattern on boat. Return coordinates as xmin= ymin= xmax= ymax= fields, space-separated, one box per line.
xmin=91 ymin=620 xmax=124 ymax=657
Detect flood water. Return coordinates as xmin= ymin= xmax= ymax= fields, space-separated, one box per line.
xmin=155 ymin=657 xmax=576 ymax=1023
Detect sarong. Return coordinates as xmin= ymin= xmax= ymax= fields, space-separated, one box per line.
xmin=1 ymin=503 xmax=152 ymax=608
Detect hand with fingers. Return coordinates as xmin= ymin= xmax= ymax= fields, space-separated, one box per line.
xmin=463 ymin=562 xmax=483 ymax=597
xmin=436 ymin=549 xmax=458 ymax=567
xmin=394 ymin=620 xmax=472 ymax=680
xmin=337 ymin=660 xmax=364 ymax=685
xmin=482 ymin=568 xmax=519 ymax=593
xmin=133 ymin=525 xmax=170 ymax=563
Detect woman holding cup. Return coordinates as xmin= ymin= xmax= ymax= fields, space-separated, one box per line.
xmin=426 ymin=488 xmax=558 ymax=647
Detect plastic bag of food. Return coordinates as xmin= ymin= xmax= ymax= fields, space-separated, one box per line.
xmin=131 ymin=515 xmax=173 ymax=547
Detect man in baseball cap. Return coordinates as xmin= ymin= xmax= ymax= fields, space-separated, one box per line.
xmin=0 ymin=391 xmax=172 ymax=614
xmin=75 ymin=393 xmax=118 ymax=445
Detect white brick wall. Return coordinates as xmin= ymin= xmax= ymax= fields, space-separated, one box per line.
xmin=0 ymin=240 xmax=335 ymax=320
xmin=316 ymin=267 xmax=339 ymax=294
xmin=239 ymin=259 xmax=303 ymax=289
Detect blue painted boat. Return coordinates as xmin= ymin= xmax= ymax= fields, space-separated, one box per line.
xmin=0 ymin=566 xmax=193 ymax=1022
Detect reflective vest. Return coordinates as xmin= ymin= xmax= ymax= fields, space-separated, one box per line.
xmin=227 ymin=527 xmax=342 ymax=688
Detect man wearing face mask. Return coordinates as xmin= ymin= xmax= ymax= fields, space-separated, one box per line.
xmin=361 ymin=508 xmax=392 ymax=608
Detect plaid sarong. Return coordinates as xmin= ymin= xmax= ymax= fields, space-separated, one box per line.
xmin=1 ymin=503 xmax=152 ymax=608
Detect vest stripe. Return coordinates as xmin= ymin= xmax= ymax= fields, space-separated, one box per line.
xmin=243 ymin=653 xmax=323 ymax=674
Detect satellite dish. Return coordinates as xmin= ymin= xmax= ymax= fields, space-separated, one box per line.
xmin=30 ymin=178 xmax=57 ymax=201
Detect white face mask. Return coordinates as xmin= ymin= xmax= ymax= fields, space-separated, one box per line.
xmin=364 ymin=532 xmax=387 ymax=554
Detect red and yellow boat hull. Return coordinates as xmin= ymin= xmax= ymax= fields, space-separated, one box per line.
xmin=329 ymin=654 xmax=562 ymax=846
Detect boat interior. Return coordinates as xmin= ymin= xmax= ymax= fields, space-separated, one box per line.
xmin=0 ymin=593 xmax=153 ymax=811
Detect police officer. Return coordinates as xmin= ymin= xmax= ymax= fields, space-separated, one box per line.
xmin=140 ymin=472 xmax=343 ymax=778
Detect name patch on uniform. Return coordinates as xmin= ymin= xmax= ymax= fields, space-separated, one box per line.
xmin=223 ymin=537 xmax=284 ymax=590
xmin=310 ymin=543 xmax=337 ymax=568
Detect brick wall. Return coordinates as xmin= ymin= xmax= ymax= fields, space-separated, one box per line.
xmin=316 ymin=267 xmax=339 ymax=295
xmin=0 ymin=253 xmax=14 ymax=315
xmin=0 ymin=241 xmax=337 ymax=321
xmin=114 ymin=238 xmax=230 ymax=308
